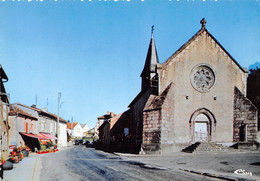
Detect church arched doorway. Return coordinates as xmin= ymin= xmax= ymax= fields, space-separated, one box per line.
xmin=189 ymin=108 xmax=216 ymax=142
xmin=194 ymin=114 xmax=209 ymax=142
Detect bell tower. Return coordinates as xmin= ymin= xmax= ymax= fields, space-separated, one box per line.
xmin=140 ymin=26 xmax=159 ymax=96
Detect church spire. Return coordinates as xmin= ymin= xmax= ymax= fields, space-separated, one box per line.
xmin=141 ymin=25 xmax=159 ymax=78
xmin=141 ymin=26 xmax=159 ymax=95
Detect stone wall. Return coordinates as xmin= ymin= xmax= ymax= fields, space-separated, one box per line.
xmin=142 ymin=108 xmax=162 ymax=154
xmin=131 ymin=90 xmax=151 ymax=142
xmin=233 ymin=87 xmax=258 ymax=142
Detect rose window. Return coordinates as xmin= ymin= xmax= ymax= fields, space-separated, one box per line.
xmin=191 ymin=65 xmax=215 ymax=92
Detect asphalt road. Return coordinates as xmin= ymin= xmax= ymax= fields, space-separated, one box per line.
xmin=39 ymin=146 xmax=218 ymax=181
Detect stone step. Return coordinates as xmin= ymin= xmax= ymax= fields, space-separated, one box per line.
xmin=194 ymin=143 xmax=231 ymax=152
xmin=182 ymin=142 xmax=238 ymax=153
xmin=181 ymin=142 xmax=201 ymax=153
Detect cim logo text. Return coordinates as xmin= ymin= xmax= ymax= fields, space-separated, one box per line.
xmin=234 ymin=169 xmax=252 ymax=176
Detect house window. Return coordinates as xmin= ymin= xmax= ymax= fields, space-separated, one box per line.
xmin=41 ymin=123 xmax=45 ymax=131
xmin=30 ymin=124 xmax=34 ymax=132
xmin=77 ymin=128 xmax=80 ymax=133
xmin=24 ymin=122 xmax=28 ymax=133
xmin=50 ymin=123 xmax=53 ymax=132
xmin=124 ymin=128 xmax=129 ymax=136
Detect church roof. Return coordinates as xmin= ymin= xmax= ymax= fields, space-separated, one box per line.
xmin=0 ymin=65 xmax=8 ymax=81
xmin=128 ymin=88 xmax=149 ymax=108
xmin=143 ymin=82 xmax=173 ymax=111
xmin=162 ymin=18 xmax=247 ymax=73
xmin=140 ymin=27 xmax=159 ymax=77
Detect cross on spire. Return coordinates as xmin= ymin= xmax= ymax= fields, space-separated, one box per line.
xmin=200 ymin=18 xmax=207 ymax=28
xmin=151 ymin=25 xmax=154 ymax=36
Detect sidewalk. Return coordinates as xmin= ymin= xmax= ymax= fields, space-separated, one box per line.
xmin=2 ymin=153 xmax=41 ymax=181
xmin=115 ymin=151 xmax=260 ymax=181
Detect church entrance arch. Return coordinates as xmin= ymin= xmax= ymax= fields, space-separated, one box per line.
xmin=189 ymin=108 xmax=216 ymax=142
xmin=194 ymin=114 xmax=209 ymax=142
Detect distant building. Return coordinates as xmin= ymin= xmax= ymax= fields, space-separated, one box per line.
xmin=67 ymin=122 xmax=88 ymax=138
xmin=94 ymin=112 xmax=116 ymax=139
xmin=80 ymin=124 xmax=90 ymax=136
xmin=99 ymin=110 xmax=132 ymax=152
xmin=83 ymin=128 xmax=97 ymax=142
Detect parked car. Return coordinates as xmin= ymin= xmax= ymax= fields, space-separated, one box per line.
xmin=85 ymin=141 xmax=91 ymax=147
xmin=75 ymin=139 xmax=83 ymax=145
xmin=83 ymin=140 xmax=90 ymax=145
xmin=86 ymin=141 xmax=98 ymax=148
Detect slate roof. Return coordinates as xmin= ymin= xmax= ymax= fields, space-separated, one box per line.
xmin=128 ymin=89 xmax=149 ymax=108
xmin=143 ymin=82 xmax=173 ymax=111
xmin=129 ymin=31 xmax=159 ymax=108
xmin=14 ymin=103 xmax=67 ymax=123
xmin=140 ymin=32 xmax=159 ymax=77
xmin=9 ymin=106 xmax=38 ymax=120
xmin=0 ymin=65 xmax=8 ymax=81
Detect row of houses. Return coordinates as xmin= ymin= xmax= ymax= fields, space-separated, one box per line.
xmin=98 ymin=19 xmax=260 ymax=154
xmin=0 ymin=64 xmax=68 ymax=161
xmin=9 ymin=103 xmax=68 ymax=149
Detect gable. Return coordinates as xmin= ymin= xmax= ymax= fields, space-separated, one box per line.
xmin=161 ymin=28 xmax=246 ymax=74
xmin=159 ymin=26 xmax=248 ymax=95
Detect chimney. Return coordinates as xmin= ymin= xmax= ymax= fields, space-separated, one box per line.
xmin=111 ymin=112 xmax=116 ymax=117
xmin=31 ymin=104 xmax=36 ymax=108
xmin=43 ymin=107 xmax=48 ymax=112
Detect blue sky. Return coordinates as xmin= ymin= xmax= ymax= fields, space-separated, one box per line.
xmin=0 ymin=0 xmax=259 ymax=128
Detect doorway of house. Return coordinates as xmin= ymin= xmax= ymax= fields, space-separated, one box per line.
xmin=239 ymin=124 xmax=246 ymax=142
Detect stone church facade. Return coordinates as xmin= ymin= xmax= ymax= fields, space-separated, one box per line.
xmin=129 ymin=19 xmax=259 ymax=154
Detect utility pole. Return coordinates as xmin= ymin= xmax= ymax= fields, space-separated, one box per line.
xmin=57 ymin=92 xmax=61 ymax=147
xmin=71 ymin=115 xmax=74 ymax=142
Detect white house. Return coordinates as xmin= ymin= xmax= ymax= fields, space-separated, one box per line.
xmin=67 ymin=122 xmax=83 ymax=138
xmin=80 ymin=124 xmax=89 ymax=136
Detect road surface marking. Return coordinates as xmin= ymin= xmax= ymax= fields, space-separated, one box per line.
xmin=108 ymin=166 xmax=119 ymax=172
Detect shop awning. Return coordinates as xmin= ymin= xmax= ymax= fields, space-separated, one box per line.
xmin=39 ymin=133 xmax=57 ymax=140
xmin=20 ymin=132 xmax=47 ymax=140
